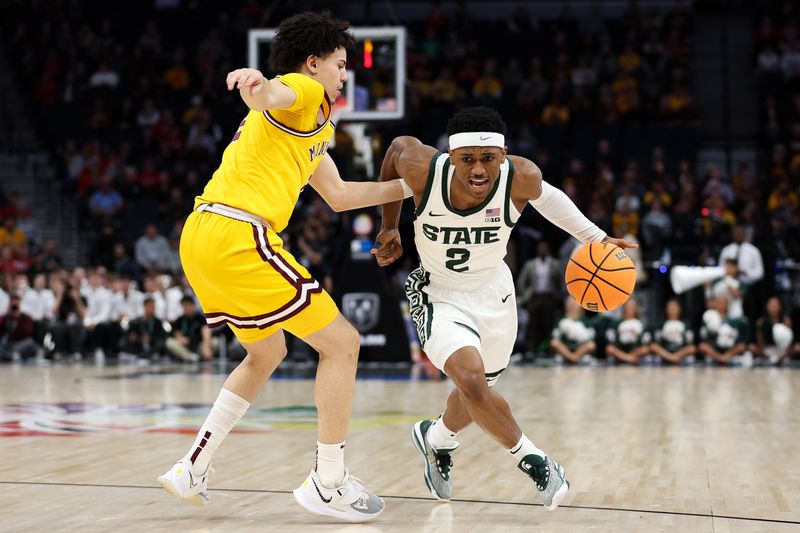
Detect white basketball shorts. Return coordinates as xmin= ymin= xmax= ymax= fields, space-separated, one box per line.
xmin=404 ymin=262 xmax=517 ymax=386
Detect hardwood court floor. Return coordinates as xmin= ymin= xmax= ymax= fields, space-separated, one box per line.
xmin=1 ymin=363 xmax=799 ymax=532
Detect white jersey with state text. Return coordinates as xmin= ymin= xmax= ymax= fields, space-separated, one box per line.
xmin=413 ymin=151 xmax=520 ymax=290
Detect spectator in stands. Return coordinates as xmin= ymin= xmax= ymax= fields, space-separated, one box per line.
xmin=698 ymin=295 xmax=749 ymax=365
xmin=20 ymin=273 xmax=55 ymax=322
xmin=163 ymin=276 xmax=185 ymax=322
xmin=37 ymin=240 xmax=64 ymax=274
xmin=165 ymin=296 xmax=213 ymax=362
xmin=0 ymin=295 xmax=38 ymax=361
xmin=135 ymin=224 xmax=171 ymax=273
xmin=20 ymin=273 xmax=55 ymax=346
xmin=0 ymin=245 xmax=27 ymax=275
xmin=767 ymin=178 xmax=800 ymax=213
xmin=0 ymin=217 xmax=26 ymax=247
xmin=136 ymin=99 xmax=161 ymax=130
xmin=606 ymin=300 xmax=651 ymax=364
xmin=750 ymin=297 xmax=798 ymax=365
xmin=700 ymin=192 xmax=736 ymax=246
xmin=5 ymin=195 xmax=39 ymax=244
xmin=142 ymin=274 xmax=167 ymax=319
xmin=549 ymin=298 xmax=596 ymax=365
xmin=89 ymin=176 xmax=124 ymax=221
xmin=111 ymin=243 xmax=141 ymax=282
xmin=641 ymin=198 xmax=672 ymax=256
xmin=82 ymin=269 xmax=115 ymax=358
xmin=88 ymin=62 xmax=120 ymax=89
xmin=123 ymin=297 xmax=167 ymax=359
xmin=110 ymin=275 xmax=145 ymax=324
xmin=718 ymin=223 xmax=765 ymax=321
xmin=651 ymin=299 xmax=696 ymax=364
xmin=472 ymin=59 xmax=503 ymax=106
xmin=612 ymin=203 xmax=640 ymax=238
xmin=517 ymin=241 xmax=562 ymax=357
xmin=702 ymin=165 xmax=735 ymax=205
xmin=47 ymin=274 xmax=86 ymax=360
xmin=185 ymin=109 xmax=222 ymax=159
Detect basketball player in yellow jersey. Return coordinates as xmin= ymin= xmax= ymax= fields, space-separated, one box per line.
xmin=157 ymin=12 xmax=410 ymax=523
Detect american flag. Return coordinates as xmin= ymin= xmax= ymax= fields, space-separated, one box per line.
xmin=485 ymin=207 xmax=500 ymax=221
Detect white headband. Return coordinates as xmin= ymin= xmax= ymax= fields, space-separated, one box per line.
xmin=448 ymin=132 xmax=505 ymax=150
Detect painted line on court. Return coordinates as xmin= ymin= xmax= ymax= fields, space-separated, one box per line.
xmin=1 ymin=480 xmax=798 ymax=525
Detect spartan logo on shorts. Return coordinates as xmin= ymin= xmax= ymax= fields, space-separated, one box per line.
xmin=342 ymin=292 xmax=381 ymax=332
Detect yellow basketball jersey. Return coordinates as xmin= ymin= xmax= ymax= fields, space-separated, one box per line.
xmin=195 ymin=73 xmax=334 ymax=232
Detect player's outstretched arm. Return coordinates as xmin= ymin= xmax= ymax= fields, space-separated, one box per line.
xmin=226 ymin=68 xmax=298 ymax=112
xmin=511 ymin=156 xmax=637 ymax=250
xmin=371 ymin=137 xmax=435 ymax=267
xmin=308 ymin=153 xmax=410 ymax=213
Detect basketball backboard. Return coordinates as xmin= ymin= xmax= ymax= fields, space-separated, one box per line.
xmin=248 ymin=27 xmax=406 ymax=122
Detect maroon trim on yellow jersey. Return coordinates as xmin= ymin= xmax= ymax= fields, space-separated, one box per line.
xmin=263 ymin=110 xmax=330 ymax=138
xmin=231 ymin=118 xmax=247 ymax=142
xmin=320 ymin=92 xmax=332 ymax=121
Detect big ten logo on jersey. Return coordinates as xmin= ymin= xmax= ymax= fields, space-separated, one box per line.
xmin=485 ymin=207 xmax=501 ymax=222
xmin=309 ymin=140 xmax=330 ymax=162
xmin=421 ymin=224 xmax=501 ymax=245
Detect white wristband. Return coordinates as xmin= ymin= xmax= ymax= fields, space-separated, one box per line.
xmin=529 ymin=180 xmax=607 ymax=243
xmin=399 ymin=178 xmax=414 ymax=199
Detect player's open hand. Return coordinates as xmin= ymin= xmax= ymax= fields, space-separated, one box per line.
xmin=227 ymin=68 xmax=266 ymax=96
xmin=602 ymin=236 xmax=638 ymax=249
xmin=370 ymin=229 xmax=403 ymax=267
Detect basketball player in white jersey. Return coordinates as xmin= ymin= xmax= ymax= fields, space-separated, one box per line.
xmin=371 ymin=107 xmax=636 ymax=510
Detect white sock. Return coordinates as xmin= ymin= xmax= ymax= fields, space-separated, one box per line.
xmin=427 ymin=416 xmax=458 ymax=450
xmin=316 ymin=441 xmax=346 ymax=488
xmin=186 ymin=388 xmax=250 ymax=475
xmin=508 ymin=434 xmax=545 ymax=460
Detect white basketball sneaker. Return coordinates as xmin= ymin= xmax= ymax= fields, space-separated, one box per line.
xmin=157 ymin=458 xmax=211 ymax=507
xmin=293 ymin=469 xmax=384 ymax=523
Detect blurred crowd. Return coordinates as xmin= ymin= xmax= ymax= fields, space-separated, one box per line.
xmin=1 ymin=1 xmax=799 ymax=365
xmin=0 ymin=265 xmax=218 ymax=363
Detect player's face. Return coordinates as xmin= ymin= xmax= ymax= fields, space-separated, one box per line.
xmin=449 ymin=146 xmax=507 ymax=200
xmin=312 ymin=47 xmax=348 ymax=102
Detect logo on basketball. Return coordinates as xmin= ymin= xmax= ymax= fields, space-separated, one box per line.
xmin=565 ymin=242 xmax=636 ymax=312
xmin=342 ymin=292 xmax=381 ymax=332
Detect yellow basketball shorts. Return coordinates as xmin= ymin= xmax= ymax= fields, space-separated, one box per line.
xmin=180 ymin=210 xmax=339 ymax=343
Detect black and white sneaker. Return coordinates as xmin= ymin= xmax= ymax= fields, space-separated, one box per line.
xmin=518 ymin=454 xmax=569 ymax=510
xmin=412 ymin=419 xmax=459 ymax=500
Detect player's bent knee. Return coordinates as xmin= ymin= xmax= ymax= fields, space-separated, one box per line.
xmin=455 ymin=372 xmax=491 ymax=403
xmin=244 ymin=344 xmax=287 ymax=371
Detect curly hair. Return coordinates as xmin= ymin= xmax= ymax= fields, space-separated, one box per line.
xmin=446 ymin=106 xmax=507 ymax=136
xmin=268 ymin=11 xmax=355 ymax=74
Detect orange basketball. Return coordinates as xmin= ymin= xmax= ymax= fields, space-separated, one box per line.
xmin=565 ymin=242 xmax=636 ymax=312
